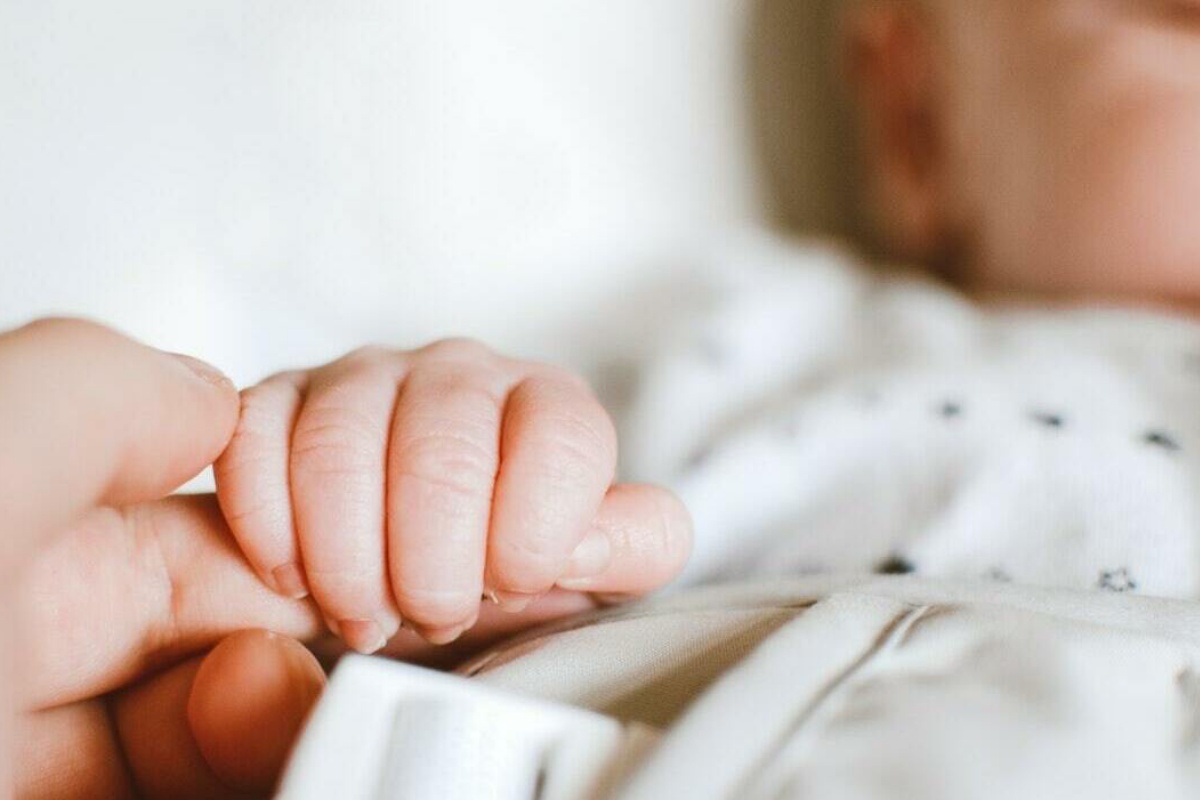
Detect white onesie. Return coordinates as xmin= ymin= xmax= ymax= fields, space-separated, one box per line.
xmin=622 ymin=232 xmax=1200 ymax=599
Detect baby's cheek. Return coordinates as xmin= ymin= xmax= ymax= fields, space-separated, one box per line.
xmin=980 ymin=89 xmax=1200 ymax=304
xmin=1057 ymin=100 xmax=1200 ymax=300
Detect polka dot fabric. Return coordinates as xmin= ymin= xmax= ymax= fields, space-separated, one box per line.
xmin=621 ymin=233 xmax=1200 ymax=599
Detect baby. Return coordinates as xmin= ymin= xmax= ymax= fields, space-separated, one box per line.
xmin=846 ymin=0 xmax=1200 ymax=303
xmin=218 ymin=0 xmax=1200 ymax=656
xmin=618 ymin=0 xmax=1200 ymax=591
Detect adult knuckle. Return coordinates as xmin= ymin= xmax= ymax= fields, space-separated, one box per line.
xmin=122 ymin=504 xmax=184 ymax=655
xmin=29 ymin=316 xmax=108 ymax=338
xmin=18 ymin=317 xmax=122 ymax=355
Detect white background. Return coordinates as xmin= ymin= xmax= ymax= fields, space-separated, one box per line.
xmin=0 ymin=1 xmax=846 ymax=385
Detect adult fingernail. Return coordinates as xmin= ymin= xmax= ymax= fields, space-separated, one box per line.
xmin=559 ymin=530 xmax=612 ymax=583
xmin=170 ymin=352 xmax=235 ymax=390
xmin=339 ymin=619 xmax=387 ymax=655
xmin=272 ymin=563 xmax=310 ymax=600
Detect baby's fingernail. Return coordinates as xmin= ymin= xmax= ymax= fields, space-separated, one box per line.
xmin=272 ymin=563 xmax=310 ymax=600
xmin=490 ymin=591 xmax=535 ymax=614
xmin=560 ymin=530 xmax=612 ymax=584
xmin=339 ymin=619 xmax=387 ymax=655
xmin=169 ymin=352 xmax=235 ymax=390
xmin=592 ymin=592 xmax=634 ymax=608
xmin=420 ymin=623 xmax=469 ymax=646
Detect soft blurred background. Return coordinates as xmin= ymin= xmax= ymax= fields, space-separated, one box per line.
xmin=0 ymin=0 xmax=855 ymax=389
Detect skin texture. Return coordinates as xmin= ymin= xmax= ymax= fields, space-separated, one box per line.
xmin=1 ymin=319 xmax=688 ymax=797
xmin=214 ymin=340 xmax=692 ymax=654
xmin=848 ymin=0 xmax=1200 ymax=311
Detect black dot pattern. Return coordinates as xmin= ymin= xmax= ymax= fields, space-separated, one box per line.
xmin=877 ymin=555 xmax=916 ymax=575
xmin=985 ymin=567 xmax=1013 ymax=583
xmin=674 ymin=331 xmax=1200 ymax=599
xmin=1099 ymin=568 xmax=1138 ymax=593
xmin=938 ymin=401 xmax=964 ymax=420
xmin=1030 ymin=411 xmax=1066 ymax=430
xmin=1144 ymin=431 xmax=1182 ymax=453
xmin=684 ymin=445 xmax=714 ymax=471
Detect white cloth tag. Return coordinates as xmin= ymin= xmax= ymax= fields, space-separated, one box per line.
xmin=279 ymin=656 xmax=642 ymax=800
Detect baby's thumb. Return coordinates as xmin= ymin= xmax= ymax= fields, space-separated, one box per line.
xmin=556 ymin=483 xmax=693 ymax=598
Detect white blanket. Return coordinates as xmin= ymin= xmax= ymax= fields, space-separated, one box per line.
xmin=469 ymin=577 xmax=1200 ymax=799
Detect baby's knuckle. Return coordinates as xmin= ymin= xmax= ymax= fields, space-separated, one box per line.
xmin=300 ymin=404 xmax=385 ymax=441
xmin=537 ymin=414 xmax=618 ymax=483
xmin=340 ymin=344 xmax=393 ymax=368
xmin=492 ymin=537 xmax=563 ymax=585
xmin=431 ymin=371 xmax=506 ymax=407
xmin=292 ymin=410 xmax=384 ymax=476
xmin=292 ymin=439 xmax=376 ymax=477
xmin=218 ymin=433 xmax=282 ymax=487
xmin=232 ymin=387 xmax=290 ymax=440
xmin=306 ymin=572 xmax=382 ymax=616
xmin=394 ymin=432 xmax=497 ymax=499
xmin=420 ymin=337 xmax=493 ymax=363
xmin=392 ymin=586 xmax=475 ymax=624
xmin=220 ymin=497 xmax=281 ymax=532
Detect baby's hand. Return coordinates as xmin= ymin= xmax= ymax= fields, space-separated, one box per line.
xmin=214 ymin=340 xmax=691 ymax=653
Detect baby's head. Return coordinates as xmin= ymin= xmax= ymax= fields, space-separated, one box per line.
xmin=846 ymin=0 xmax=1200 ymax=309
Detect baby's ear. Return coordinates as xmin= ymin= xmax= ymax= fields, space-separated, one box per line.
xmin=843 ymin=1 xmax=953 ymax=264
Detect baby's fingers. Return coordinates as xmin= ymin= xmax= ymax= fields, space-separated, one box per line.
xmin=387 ymin=344 xmax=509 ymax=643
xmin=486 ymin=371 xmax=618 ymax=610
xmin=214 ymin=372 xmax=309 ymax=600
xmin=556 ymin=484 xmax=692 ymax=598
xmin=289 ymin=349 xmax=405 ymax=654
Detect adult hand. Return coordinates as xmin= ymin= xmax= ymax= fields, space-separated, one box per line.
xmin=1 ymin=319 xmax=326 ymax=798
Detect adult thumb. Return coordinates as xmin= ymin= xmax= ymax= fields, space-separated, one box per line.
xmin=105 ymin=631 xmax=325 ymax=799
xmin=0 ymin=317 xmax=239 ymax=566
